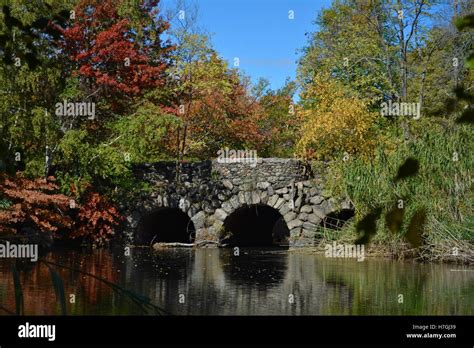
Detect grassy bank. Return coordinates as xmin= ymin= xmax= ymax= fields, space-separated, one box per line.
xmin=313 ymin=119 xmax=473 ymax=264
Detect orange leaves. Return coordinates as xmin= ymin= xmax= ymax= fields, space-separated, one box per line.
xmin=0 ymin=173 xmax=72 ymax=234
xmin=169 ymin=52 xmax=266 ymax=158
xmin=0 ymin=205 xmax=25 ymax=231
xmin=0 ymin=173 xmax=122 ymax=246
xmin=3 ymin=188 xmax=70 ymax=209
xmin=71 ymin=192 xmax=123 ymax=247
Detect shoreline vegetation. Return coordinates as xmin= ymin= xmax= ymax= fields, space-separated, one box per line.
xmin=0 ymin=1 xmax=473 ymax=265
xmin=290 ymin=237 xmax=474 ymax=265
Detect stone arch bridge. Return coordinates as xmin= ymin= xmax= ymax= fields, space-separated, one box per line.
xmin=124 ymin=159 xmax=353 ymax=247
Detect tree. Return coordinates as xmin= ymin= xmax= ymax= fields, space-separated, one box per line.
xmin=297 ymin=0 xmax=472 ymax=146
xmin=256 ymin=79 xmax=299 ymax=157
xmin=51 ymin=0 xmax=179 ymax=197
xmin=296 ymin=73 xmax=378 ymax=161
xmin=0 ymin=2 xmax=72 ymax=178
xmin=58 ymin=0 xmax=173 ymax=113
xmin=163 ymin=3 xmax=215 ymax=165
xmin=109 ymin=100 xmax=182 ymax=163
xmin=180 ymin=53 xmax=264 ymax=158
xmin=298 ymin=1 xmax=394 ymax=104
xmin=69 ymin=190 xmax=123 ymax=247
xmin=410 ymin=1 xmax=474 ymax=116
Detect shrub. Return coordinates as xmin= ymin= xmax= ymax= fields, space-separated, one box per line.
xmin=0 ymin=173 xmax=123 ymax=247
xmin=69 ymin=191 xmax=123 ymax=247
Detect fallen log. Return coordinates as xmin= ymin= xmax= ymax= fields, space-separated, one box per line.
xmin=152 ymin=240 xmax=219 ymax=250
xmin=153 ymin=242 xmax=193 ymax=249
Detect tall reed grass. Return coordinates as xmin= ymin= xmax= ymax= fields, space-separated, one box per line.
xmin=321 ymin=120 xmax=473 ymax=262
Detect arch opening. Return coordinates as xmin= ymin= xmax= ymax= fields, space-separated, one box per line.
xmin=136 ymin=208 xmax=195 ymax=245
xmin=321 ymin=209 xmax=355 ymax=230
xmin=221 ymin=204 xmax=290 ymax=247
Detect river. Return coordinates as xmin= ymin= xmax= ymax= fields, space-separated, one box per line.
xmin=0 ymin=248 xmax=473 ymax=315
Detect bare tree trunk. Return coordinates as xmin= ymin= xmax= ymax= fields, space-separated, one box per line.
xmin=418 ymin=69 xmax=426 ymax=110
xmin=181 ymin=123 xmax=187 ymax=160
xmin=176 ymin=127 xmax=181 ymax=183
xmin=397 ymin=0 xmax=407 ymax=102
xmin=44 ymin=145 xmax=51 ymax=180
xmin=453 ymin=0 xmax=460 ymax=17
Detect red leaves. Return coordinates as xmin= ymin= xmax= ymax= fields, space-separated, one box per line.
xmin=0 ymin=174 xmax=72 ymax=234
xmin=59 ymin=0 xmax=171 ymax=100
xmin=71 ymin=192 xmax=123 ymax=247
xmin=0 ymin=174 xmax=122 ymax=246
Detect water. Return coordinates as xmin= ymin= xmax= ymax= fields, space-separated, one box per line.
xmin=0 ymin=248 xmax=473 ymax=315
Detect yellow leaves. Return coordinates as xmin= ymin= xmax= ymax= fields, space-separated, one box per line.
xmin=296 ymin=74 xmax=377 ymax=161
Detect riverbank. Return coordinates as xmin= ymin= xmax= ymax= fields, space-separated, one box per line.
xmin=290 ymin=220 xmax=474 ymax=265
xmin=290 ymin=243 xmax=474 ymax=265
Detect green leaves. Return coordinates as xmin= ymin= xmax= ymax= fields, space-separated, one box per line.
xmin=111 ymin=102 xmax=181 ymax=163
xmin=297 ymin=1 xmax=393 ymax=103
xmin=0 ymin=4 xmax=69 ymax=69
xmin=0 ymin=197 xmax=12 ymax=209
xmin=454 ymin=13 xmax=474 ymax=82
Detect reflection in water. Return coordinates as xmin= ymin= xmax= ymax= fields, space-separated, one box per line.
xmin=0 ymin=248 xmax=473 ymax=315
xmin=219 ymin=248 xmax=288 ymax=286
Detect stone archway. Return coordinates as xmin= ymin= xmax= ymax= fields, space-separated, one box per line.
xmin=126 ymin=159 xmax=354 ymax=247
xmin=135 ymin=208 xmax=196 ymax=245
xmin=221 ymin=204 xmax=290 ymax=247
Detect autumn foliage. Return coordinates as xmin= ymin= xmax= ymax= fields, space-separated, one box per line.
xmin=70 ymin=191 xmax=123 ymax=247
xmin=0 ymin=174 xmax=122 ymax=246
xmin=170 ymin=53 xmax=266 ymax=158
xmin=59 ymin=0 xmax=172 ymax=99
xmin=296 ymin=73 xmax=378 ymax=161
xmin=0 ymin=174 xmax=72 ymax=235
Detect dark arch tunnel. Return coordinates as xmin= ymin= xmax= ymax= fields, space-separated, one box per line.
xmin=221 ymin=204 xmax=290 ymax=247
xmin=321 ymin=208 xmax=355 ymax=230
xmin=136 ymin=208 xmax=195 ymax=245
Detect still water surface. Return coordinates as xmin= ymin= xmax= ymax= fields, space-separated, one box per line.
xmin=0 ymin=248 xmax=472 ymax=315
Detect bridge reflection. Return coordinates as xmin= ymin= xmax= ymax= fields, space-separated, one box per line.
xmin=0 ymin=248 xmax=472 ymax=315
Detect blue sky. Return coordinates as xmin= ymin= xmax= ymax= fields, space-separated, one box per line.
xmin=161 ymin=0 xmax=332 ymax=91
